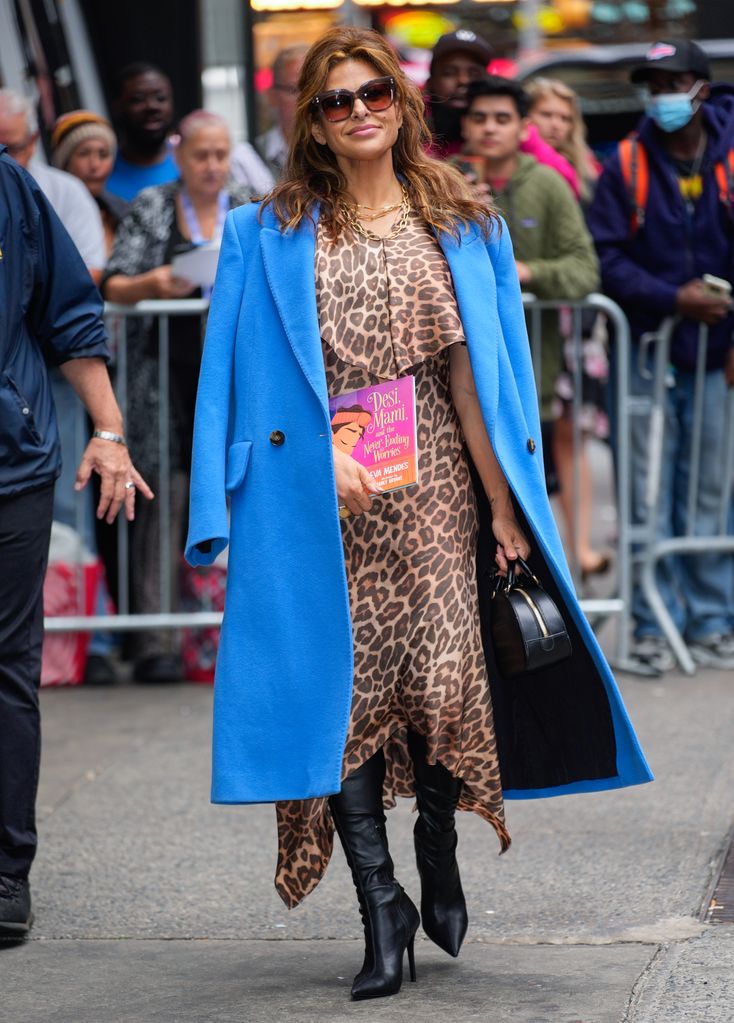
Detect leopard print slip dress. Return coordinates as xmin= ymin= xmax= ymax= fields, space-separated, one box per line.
xmin=274 ymin=212 xmax=510 ymax=910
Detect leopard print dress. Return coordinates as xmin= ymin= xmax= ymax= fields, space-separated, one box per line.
xmin=274 ymin=212 xmax=510 ymax=909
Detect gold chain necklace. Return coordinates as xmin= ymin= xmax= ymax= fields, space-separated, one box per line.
xmin=354 ymin=200 xmax=403 ymax=222
xmin=341 ymin=187 xmax=412 ymax=241
xmin=356 ymin=197 xmax=402 ymax=210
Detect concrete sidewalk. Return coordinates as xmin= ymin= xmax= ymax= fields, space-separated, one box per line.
xmin=3 ymin=665 xmax=734 ymax=1022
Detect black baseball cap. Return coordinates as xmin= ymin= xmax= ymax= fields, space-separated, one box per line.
xmin=430 ymin=30 xmax=493 ymax=75
xmin=630 ymin=40 xmax=711 ymax=84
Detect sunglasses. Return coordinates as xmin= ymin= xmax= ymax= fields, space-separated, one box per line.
xmin=311 ymin=76 xmax=396 ymax=123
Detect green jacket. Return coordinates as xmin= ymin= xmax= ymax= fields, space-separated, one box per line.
xmin=492 ymin=154 xmax=600 ymax=417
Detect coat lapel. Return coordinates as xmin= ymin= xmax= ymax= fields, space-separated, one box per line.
xmin=259 ymin=212 xmax=329 ymax=416
xmin=259 ymin=209 xmax=500 ymax=430
xmin=438 ymin=224 xmax=500 ymax=436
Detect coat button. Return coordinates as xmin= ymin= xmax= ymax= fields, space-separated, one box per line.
xmin=269 ymin=430 xmax=285 ymax=447
xmin=22 ymin=407 xmax=30 ymax=415
xmin=527 ymin=438 xmax=536 ymax=453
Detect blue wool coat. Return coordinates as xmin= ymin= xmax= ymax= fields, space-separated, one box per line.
xmin=185 ymin=201 xmax=653 ymax=805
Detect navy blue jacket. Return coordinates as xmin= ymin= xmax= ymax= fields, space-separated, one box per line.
xmin=587 ymin=84 xmax=734 ymax=371
xmin=0 ymin=146 xmax=109 ymax=497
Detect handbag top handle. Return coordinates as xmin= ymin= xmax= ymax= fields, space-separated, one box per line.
xmin=502 ymin=556 xmax=541 ymax=592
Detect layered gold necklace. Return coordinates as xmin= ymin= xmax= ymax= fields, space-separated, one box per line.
xmin=341 ymin=186 xmax=412 ymax=241
xmin=353 ymin=199 xmax=403 ymax=221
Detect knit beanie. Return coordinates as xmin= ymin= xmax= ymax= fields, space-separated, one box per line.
xmin=51 ymin=110 xmax=117 ymax=169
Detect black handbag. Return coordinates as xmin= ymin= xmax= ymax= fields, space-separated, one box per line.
xmin=489 ymin=557 xmax=572 ymax=678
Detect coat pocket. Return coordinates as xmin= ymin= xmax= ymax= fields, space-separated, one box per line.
xmin=225 ymin=440 xmax=252 ymax=494
xmin=4 ymin=374 xmax=43 ymax=445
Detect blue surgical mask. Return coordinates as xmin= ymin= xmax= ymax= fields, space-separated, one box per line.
xmin=645 ymin=80 xmax=704 ymax=133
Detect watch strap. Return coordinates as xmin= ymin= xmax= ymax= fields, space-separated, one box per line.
xmin=93 ymin=429 xmax=127 ymax=446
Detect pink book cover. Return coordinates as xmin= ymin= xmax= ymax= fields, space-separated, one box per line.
xmin=328 ymin=376 xmax=418 ymax=495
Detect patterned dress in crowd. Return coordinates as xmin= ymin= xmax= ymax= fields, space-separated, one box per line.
xmin=274 ymin=212 xmax=510 ymax=909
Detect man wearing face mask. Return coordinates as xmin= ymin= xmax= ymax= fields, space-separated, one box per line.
xmin=588 ymin=40 xmax=734 ymax=671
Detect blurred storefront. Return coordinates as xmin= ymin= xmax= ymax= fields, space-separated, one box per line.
xmin=2 ymin=1 xmax=734 ymax=154
xmin=201 ymin=0 xmax=734 ymax=141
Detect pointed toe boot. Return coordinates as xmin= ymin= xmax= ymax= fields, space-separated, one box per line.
xmin=329 ymin=750 xmax=420 ymax=1000
xmin=408 ymin=729 xmax=468 ymax=958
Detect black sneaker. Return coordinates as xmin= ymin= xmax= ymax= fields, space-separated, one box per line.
xmin=0 ymin=875 xmax=33 ymax=937
xmin=83 ymin=653 xmax=120 ymax=686
xmin=134 ymin=653 xmax=183 ymax=684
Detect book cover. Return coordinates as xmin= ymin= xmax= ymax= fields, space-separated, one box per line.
xmin=328 ymin=376 xmax=418 ymax=495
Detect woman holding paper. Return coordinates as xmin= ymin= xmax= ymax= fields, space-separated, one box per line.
xmin=101 ymin=110 xmax=251 ymax=683
xmin=186 ymin=28 xmax=651 ymax=1001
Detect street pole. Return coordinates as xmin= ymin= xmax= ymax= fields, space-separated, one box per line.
xmin=518 ymin=0 xmax=542 ymax=61
xmin=243 ymin=0 xmax=257 ymax=143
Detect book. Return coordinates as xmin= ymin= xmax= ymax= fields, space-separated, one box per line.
xmin=328 ymin=376 xmax=418 ymax=495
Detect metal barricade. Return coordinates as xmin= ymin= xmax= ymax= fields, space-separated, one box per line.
xmin=45 ymin=294 xmax=633 ymax=655
xmin=521 ymin=296 xmax=734 ymax=675
xmin=635 ymin=318 xmax=734 ymax=674
xmin=44 ymin=298 xmax=223 ymax=634
xmin=521 ymin=293 xmax=635 ymax=672
xmin=50 ymin=291 xmax=729 ymax=680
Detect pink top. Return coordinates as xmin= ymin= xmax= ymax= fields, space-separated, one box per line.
xmin=520 ymin=123 xmax=581 ymax=199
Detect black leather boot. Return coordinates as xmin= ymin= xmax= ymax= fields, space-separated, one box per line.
xmin=407 ymin=729 xmax=468 ymax=958
xmin=329 ymin=750 xmax=420 ymax=1001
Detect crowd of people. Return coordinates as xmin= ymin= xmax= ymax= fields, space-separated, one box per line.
xmin=0 ymin=30 xmax=732 ymax=686
xmin=0 ymin=20 xmax=730 ymax=974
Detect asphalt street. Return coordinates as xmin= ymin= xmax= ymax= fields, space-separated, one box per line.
xmin=2 ymin=658 xmax=733 ymax=1023
xmin=4 ymin=443 xmax=734 ymax=1022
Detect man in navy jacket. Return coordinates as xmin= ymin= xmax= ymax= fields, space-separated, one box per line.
xmin=588 ymin=40 xmax=734 ymax=671
xmin=0 ymin=145 xmax=152 ymax=935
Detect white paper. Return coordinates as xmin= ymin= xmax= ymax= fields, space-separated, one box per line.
xmin=171 ymin=244 xmax=221 ymax=289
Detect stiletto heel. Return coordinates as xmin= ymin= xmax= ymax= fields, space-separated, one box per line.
xmin=330 ymin=752 xmax=421 ymax=1001
xmin=408 ymin=729 xmax=468 ymax=958
xmin=407 ymin=935 xmax=417 ymax=982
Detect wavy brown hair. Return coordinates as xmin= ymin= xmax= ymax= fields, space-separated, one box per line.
xmin=262 ymin=27 xmax=497 ymax=240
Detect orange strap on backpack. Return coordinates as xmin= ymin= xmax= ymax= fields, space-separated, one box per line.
xmin=715 ymin=149 xmax=734 ymax=209
xmin=618 ymin=137 xmax=649 ymax=236
xmin=619 ymin=137 xmax=734 ymax=236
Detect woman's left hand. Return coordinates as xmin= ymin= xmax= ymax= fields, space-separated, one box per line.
xmin=492 ymin=514 xmax=531 ymax=575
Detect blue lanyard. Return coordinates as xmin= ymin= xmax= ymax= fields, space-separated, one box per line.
xmin=179 ymin=187 xmax=228 ymax=245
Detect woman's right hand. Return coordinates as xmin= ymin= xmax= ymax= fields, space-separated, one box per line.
xmin=333 ymin=447 xmax=383 ymax=516
xmin=145 ymin=265 xmax=197 ymax=300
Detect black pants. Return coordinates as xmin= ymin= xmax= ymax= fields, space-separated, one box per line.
xmin=0 ymin=483 xmax=53 ymax=879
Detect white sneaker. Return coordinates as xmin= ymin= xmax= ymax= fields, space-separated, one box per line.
xmin=687 ymin=634 xmax=734 ymax=670
xmin=632 ymin=636 xmax=677 ymax=674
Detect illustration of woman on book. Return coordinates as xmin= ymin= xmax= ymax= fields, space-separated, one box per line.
xmin=330 ymin=405 xmax=372 ymax=456
xmin=186 ymin=26 xmax=651 ymax=1007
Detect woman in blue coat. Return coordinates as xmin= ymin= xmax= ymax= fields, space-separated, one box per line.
xmin=186 ymin=27 xmax=652 ymax=1002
